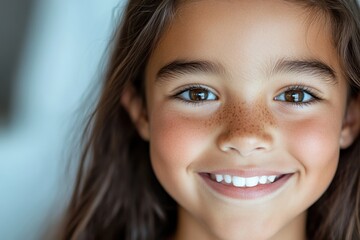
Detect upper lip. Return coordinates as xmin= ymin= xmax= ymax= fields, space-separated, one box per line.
xmin=203 ymin=169 xmax=293 ymax=178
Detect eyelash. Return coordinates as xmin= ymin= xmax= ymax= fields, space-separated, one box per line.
xmin=172 ymin=84 xmax=218 ymax=106
xmin=274 ymin=85 xmax=322 ymax=107
xmin=172 ymin=84 xmax=322 ymax=107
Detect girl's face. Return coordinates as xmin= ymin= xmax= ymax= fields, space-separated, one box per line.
xmin=133 ymin=0 xmax=355 ymax=239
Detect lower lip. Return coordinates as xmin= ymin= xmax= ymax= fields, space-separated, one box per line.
xmin=200 ymin=173 xmax=293 ymax=200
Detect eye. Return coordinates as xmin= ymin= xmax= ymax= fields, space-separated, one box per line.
xmin=274 ymin=87 xmax=319 ymax=104
xmin=176 ymin=86 xmax=218 ymax=102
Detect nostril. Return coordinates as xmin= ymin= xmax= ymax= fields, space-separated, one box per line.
xmin=255 ymin=146 xmax=266 ymax=151
xmin=217 ymin=133 xmax=273 ymax=157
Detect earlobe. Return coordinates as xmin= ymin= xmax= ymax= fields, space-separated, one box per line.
xmin=120 ymin=86 xmax=150 ymax=141
xmin=340 ymin=94 xmax=360 ymax=149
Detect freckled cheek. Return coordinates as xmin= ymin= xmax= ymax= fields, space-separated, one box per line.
xmin=148 ymin=109 xmax=211 ymax=188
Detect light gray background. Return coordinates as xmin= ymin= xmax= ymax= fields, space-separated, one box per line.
xmin=0 ymin=0 xmax=123 ymax=239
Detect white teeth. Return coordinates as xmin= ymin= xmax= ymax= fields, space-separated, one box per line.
xmin=259 ymin=176 xmax=268 ymax=184
xmin=215 ymin=174 xmax=223 ymax=182
xmin=232 ymin=176 xmax=246 ymax=187
xmin=268 ymin=175 xmax=276 ymax=183
xmin=224 ymin=175 xmax=232 ymax=184
xmin=210 ymin=173 xmax=280 ymax=188
xmin=245 ymin=176 xmax=259 ymax=187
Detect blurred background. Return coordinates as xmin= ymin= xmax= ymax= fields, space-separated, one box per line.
xmin=0 ymin=0 xmax=123 ymax=239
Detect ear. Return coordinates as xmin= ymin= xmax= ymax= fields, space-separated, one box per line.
xmin=120 ymin=85 xmax=150 ymax=141
xmin=340 ymin=94 xmax=360 ymax=149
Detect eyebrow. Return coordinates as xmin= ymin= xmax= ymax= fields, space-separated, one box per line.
xmin=271 ymin=58 xmax=337 ymax=85
xmin=156 ymin=60 xmax=225 ymax=83
xmin=155 ymin=58 xmax=338 ymax=85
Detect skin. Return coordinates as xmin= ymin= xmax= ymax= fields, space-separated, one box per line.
xmin=123 ymin=0 xmax=359 ymax=239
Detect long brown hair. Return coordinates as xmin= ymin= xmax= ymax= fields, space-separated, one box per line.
xmin=61 ymin=0 xmax=360 ymax=239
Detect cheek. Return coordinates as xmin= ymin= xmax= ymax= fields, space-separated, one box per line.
xmin=281 ymin=114 xmax=341 ymax=185
xmin=148 ymin=108 xmax=210 ymax=196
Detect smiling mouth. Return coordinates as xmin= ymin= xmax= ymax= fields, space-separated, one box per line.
xmin=208 ymin=173 xmax=284 ymax=188
xmin=200 ymin=172 xmax=293 ymax=199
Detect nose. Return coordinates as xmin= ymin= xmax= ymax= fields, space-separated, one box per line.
xmin=216 ymin=103 xmax=275 ymax=157
xmin=218 ymin=130 xmax=273 ymax=157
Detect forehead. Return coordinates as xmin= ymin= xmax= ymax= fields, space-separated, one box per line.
xmin=146 ymin=0 xmax=340 ymax=81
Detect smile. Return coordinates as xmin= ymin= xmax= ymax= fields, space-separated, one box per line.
xmin=210 ymin=174 xmax=279 ymax=188
xmin=200 ymin=172 xmax=294 ymax=200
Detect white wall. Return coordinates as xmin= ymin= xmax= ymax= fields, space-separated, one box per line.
xmin=0 ymin=0 xmax=124 ymax=239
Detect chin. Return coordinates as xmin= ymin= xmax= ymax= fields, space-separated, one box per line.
xmin=203 ymin=216 xmax=279 ymax=240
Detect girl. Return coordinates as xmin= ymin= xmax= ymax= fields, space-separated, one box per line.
xmin=62 ymin=0 xmax=360 ymax=239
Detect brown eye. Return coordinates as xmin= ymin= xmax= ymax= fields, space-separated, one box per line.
xmin=274 ymin=88 xmax=315 ymax=104
xmin=189 ymin=89 xmax=209 ymax=101
xmin=284 ymin=90 xmax=304 ymax=102
xmin=177 ymin=87 xmax=217 ymax=102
